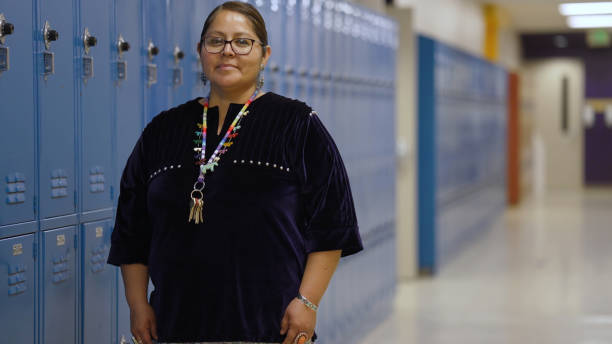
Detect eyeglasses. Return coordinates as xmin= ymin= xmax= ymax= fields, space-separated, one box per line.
xmin=202 ymin=36 xmax=263 ymax=55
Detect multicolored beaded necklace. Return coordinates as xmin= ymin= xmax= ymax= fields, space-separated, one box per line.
xmin=188 ymin=88 xmax=260 ymax=224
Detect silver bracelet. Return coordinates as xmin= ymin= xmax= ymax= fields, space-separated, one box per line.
xmin=297 ymin=292 xmax=319 ymax=312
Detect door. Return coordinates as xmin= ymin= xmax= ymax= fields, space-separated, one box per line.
xmin=522 ymin=59 xmax=585 ymax=190
xmin=80 ymin=0 xmax=113 ymax=216
xmin=42 ymin=226 xmax=77 ymax=343
xmin=38 ymin=0 xmax=77 ymax=223
xmin=81 ymin=219 xmax=113 ymax=344
xmin=0 ymin=3 xmax=37 ymax=230
xmin=0 ymin=234 xmax=36 ymax=343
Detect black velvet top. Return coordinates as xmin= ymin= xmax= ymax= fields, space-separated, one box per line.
xmin=107 ymin=92 xmax=363 ymax=342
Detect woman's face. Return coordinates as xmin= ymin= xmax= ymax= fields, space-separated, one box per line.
xmin=198 ymin=10 xmax=270 ymax=92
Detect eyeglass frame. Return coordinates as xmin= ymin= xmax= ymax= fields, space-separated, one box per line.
xmin=200 ymin=36 xmax=266 ymax=55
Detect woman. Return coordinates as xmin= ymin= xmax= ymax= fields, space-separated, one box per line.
xmin=107 ymin=2 xmax=362 ymax=344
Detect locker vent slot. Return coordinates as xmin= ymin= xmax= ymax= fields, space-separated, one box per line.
xmin=50 ymin=169 xmax=68 ymax=198
xmin=89 ymin=166 xmax=105 ymax=193
xmin=5 ymin=172 xmax=26 ymax=204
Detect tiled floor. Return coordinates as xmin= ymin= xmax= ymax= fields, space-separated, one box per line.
xmin=360 ymin=189 xmax=612 ymax=344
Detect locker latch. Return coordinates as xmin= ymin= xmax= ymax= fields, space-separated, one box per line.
xmin=42 ymin=21 xmax=58 ymax=80
xmin=146 ymin=40 xmax=158 ymax=87
xmin=82 ymin=28 xmax=96 ymax=83
xmin=116 ymin=35 xmax=130 ymax=83
xmin=172 ymin=46 xmax=184 ymax=87
xmin=0 ymin=13 xmax=13 ymax=75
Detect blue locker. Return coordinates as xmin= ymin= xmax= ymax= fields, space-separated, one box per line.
xmin=80 ymin=0 xmax=113 ymax=219
xmin=81 ymin=219 xmax=113 ymax=344
xmin=309 ymin=0 xmax=323 ymax=111
xmin=41 ymin=226 xmax=77 ymax=343
xmin=143 ymin=0 xmax=170 ymax=124
xmin=192 ymin=0 xmax=216 ymax=99
xmin=114 ymin=0 xmax=144 ymax=203
xmin=296 ymin=0 xmax=312 ymax=104
xmin=116 ymin=266 xmax=130 ymax=344
xmin=263 ymin=0 xmax=283 ymax=94
xmin=0 ymin=233 xmax=36 ymax=343
xmin=282 ymin=0 xmax=297 ymax=98
xmin=38 ymin=0 xmax=77 ymax=226
xmin=168 ymin=0 xmax=197 ymax=107
xmin=0 ymin=3 xmax=37 ymax=233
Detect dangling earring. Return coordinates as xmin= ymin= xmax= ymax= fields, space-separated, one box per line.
xmin=200 ymin=72 xmax=208 ymax=86
xmin=257 ymin=65 xmax=265 ymax=90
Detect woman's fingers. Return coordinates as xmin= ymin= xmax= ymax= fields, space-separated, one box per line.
xmin=282 ymin=327 xmax=297 ymax=344
xmin=149 ymin=317 xmax=159 ymax=340
xmin=280 ymin=311 xmax=289 ymax=335
xmin=132 ymin=328 xmax=152 ymax=344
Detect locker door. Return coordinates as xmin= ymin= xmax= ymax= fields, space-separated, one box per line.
xmin=115 ymin=0 xmax=144 ymax=209
xmin=41 ymin=226 xmax=77 ymax=344
xmin=0 ymin=4 xmax=36 ymax=229
xmin=168 ymin=0 xmax=196 ymax=107
xmin=264 ymin=0 xmax=283 ymax=94
xmin=310 ymin=0 xmax=323 ymax=111
xmin=38 ymin=0 xmax=77 ymax=223
xmin=297 ymin=0 xmax=313 ymax=104
xmin=81 ymin=219 xmax=113 ymax=344
xmin=193 ymin=0 xmax=217 ymax=98
xmin=282 ymin=0 xmax=297 ymax=98
xmin=0 ymin=234 xmax=35 ymax=343
xmin=80 ymin=0 xmax=113 ymax=217
xmin=116 ymin=266 xmax=131 ymax=344
xmin=143 ymin=0 xmax=170 ymax=124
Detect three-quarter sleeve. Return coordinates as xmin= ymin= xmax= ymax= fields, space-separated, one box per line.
xmin=297 ymin=111 xmax=363 ymax=257
xmin=107 ymin=132 xmax=152 ymax=266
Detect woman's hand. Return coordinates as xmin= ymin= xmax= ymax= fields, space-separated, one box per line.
xmin=280 ymin=298 xmax=316 ymax=344
xmin=130 ymin=302 xmax=158 ymax=344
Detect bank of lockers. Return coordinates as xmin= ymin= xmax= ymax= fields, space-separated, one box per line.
xmin=0 ymin=1 xmax=397 ymax=343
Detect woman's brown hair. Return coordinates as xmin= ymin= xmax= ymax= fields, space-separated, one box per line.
xmin=198 ymin=1 xmax=269 ymax=54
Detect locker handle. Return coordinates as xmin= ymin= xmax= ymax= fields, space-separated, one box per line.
xmin=148 ymin=40 xmax=159 ymax=61
xmin=85 ymin=36 xmax=97 ymax=48
xmin=46 ymin=30 xmax=58 ymax=42
xmin=1 ymin=21 xmax=14 ymax=36
xmin=43 ymin=21 xmax=58 ymax=50
xmin=119 ymin=41 xmax=130 ymax=52
xmin=173 ymin=46 xmax=184 ymax=64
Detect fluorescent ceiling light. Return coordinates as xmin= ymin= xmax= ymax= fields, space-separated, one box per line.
xmin=567 ymin=14 xmax=612 ymax=28
xmin=560 ymin=2 xmax=612 ymax=16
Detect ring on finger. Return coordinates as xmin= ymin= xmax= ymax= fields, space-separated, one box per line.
xmin=293 ymin=331 xmax=309 ymax=344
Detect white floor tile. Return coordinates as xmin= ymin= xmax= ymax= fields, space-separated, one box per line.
xmin=360 ymin=189 xmax=612 ymax=344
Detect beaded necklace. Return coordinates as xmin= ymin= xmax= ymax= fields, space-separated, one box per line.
xmin=189 ymin=88 xmax=259 ymax=224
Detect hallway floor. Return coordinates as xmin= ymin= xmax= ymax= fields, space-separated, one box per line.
xmin=359 ymin=189 xmax=612 ymax=343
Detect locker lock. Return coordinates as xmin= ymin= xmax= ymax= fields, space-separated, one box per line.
xmin=83 ymin=28 xmax=97 ymax=54
xmin=117 ymin=34 xmax=130 ymax=58
xmin=269 ymin=62 xmax=279 ymax=73
xmin=173 ymin=46 xmax=184 ymax=64
xmin=147 ymin=40 xmax=159 ymax=61
xmin=0 ymin=14 xmax=14 ymax=44
xmin=284 ymin=65 xmax=295 ymax=75
xmin=43 ymin=21 xmax=59 ymax=50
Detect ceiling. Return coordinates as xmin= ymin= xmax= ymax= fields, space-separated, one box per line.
xmin=472 ymin=0 xmax=608 ymax=32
